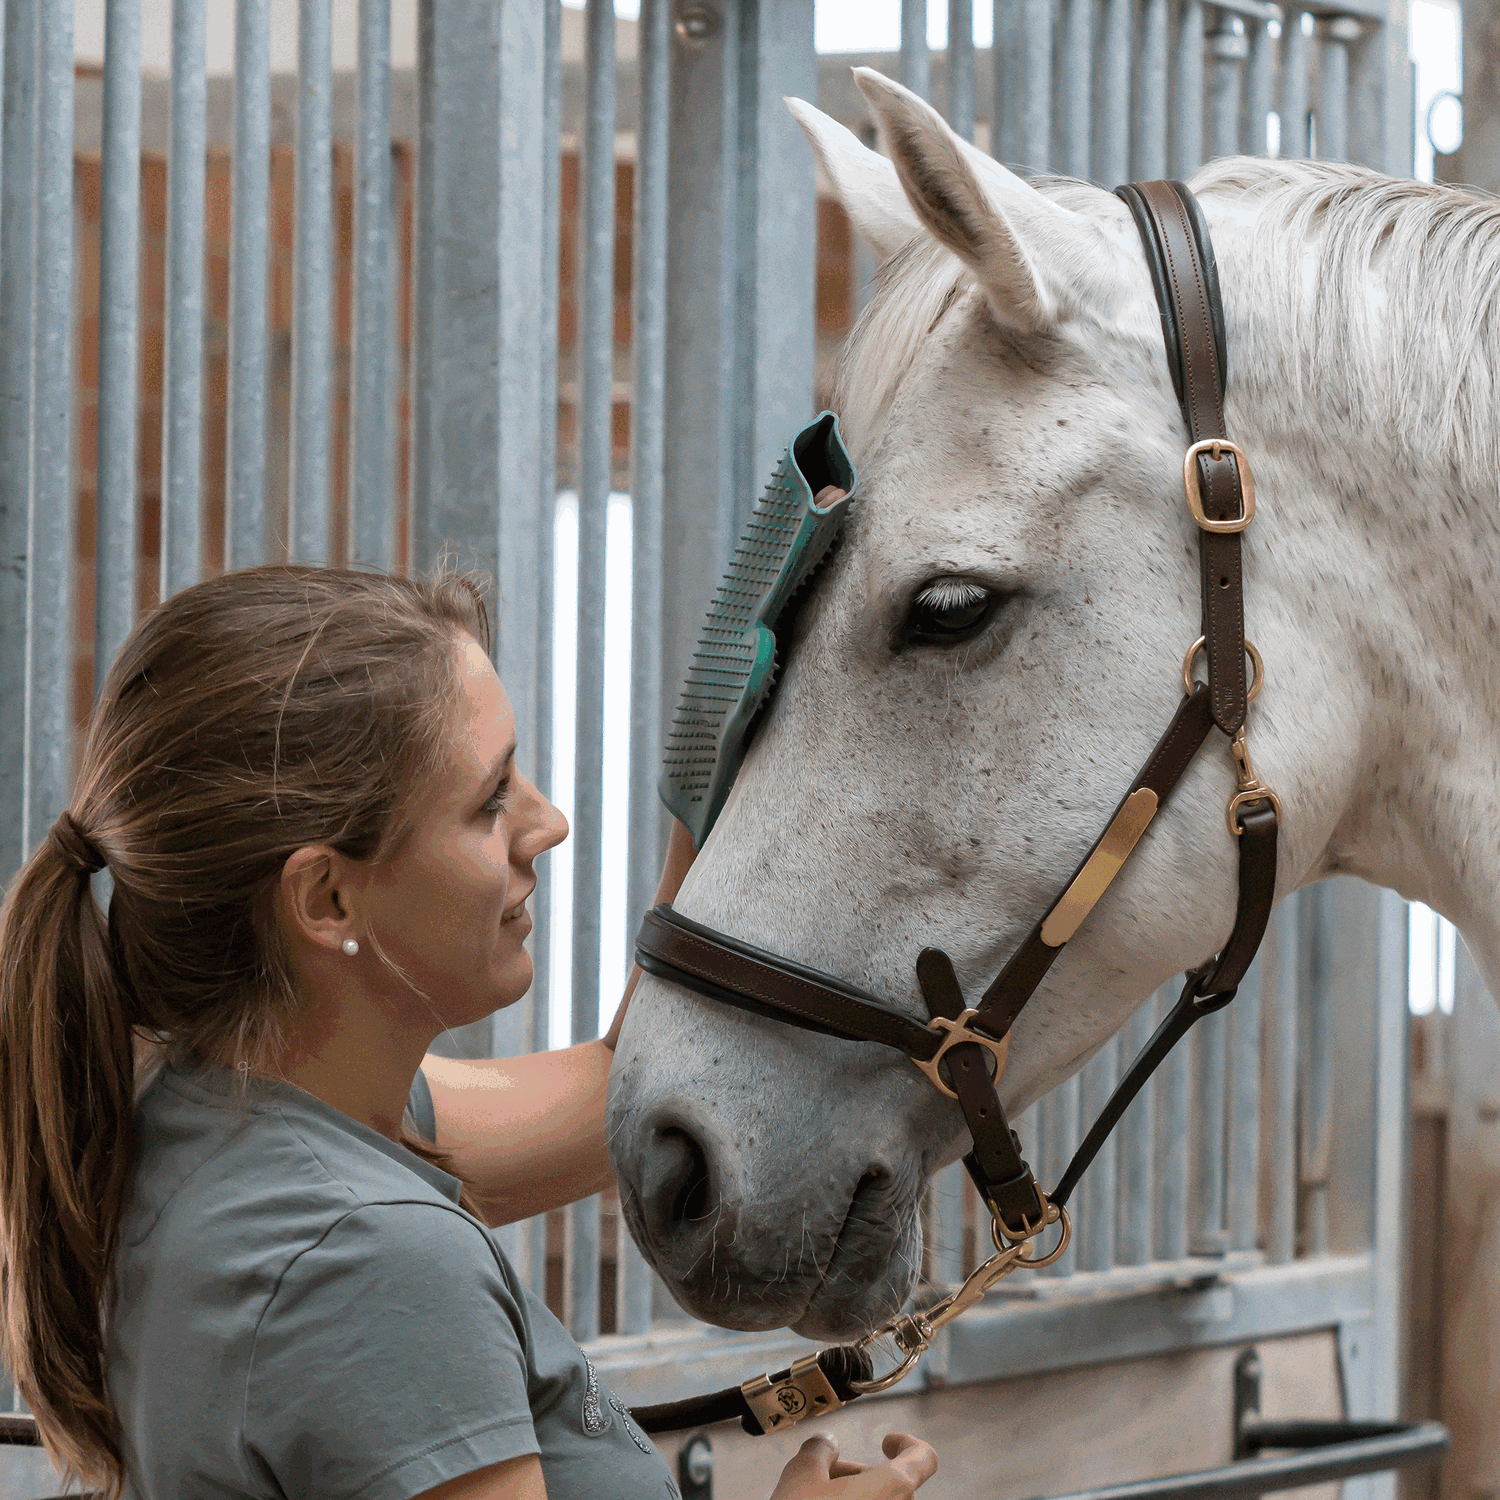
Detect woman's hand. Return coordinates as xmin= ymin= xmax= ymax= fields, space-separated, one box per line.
xmin=603 ymin=818 xmax=697 ymax=1051
xmin=768 ymin=1433 xmax=938 ymax=1499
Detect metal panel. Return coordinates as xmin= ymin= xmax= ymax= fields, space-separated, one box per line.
xmin=1020 ymin=0 xmax=1054 ymax=170
xmin=1280 ymin=10 xmax=1312 ymax=159
xmin=1264 ymin=900 xmax=1300 ymax=1266
xmin=0 ymin=0 xmax=34 ymax=882
xmin=1190 ymin=1009 xmax=1229 ymax=1255
xmin=566 ymin=0 xmax=617 ymax=1348
xmin=348 ymin=0 xmax=395 ymax=569
xmin=1318 ymin=20 xmax=1359 ymax=161
xmin=1242 ymin=17 xmax=1276 ymax=156
xmin=25 ymin=0 xmax=75 ymax=851
xmin=949 ymin=0 xmax=976 ymax=139
xmin=901 ymin=0 xmax=931 ymax=102
xmin=226 ymin=0 xmax=271 ymax=569
xmin=1114 ymin=995 xmax=1159 ymax=1267
xmin=1155 ymin=983 xmax=1191 ymax=1262
xmin=1042 ymin=1073 xmax=1080 ymax=1276
xmin=1095 ymin=0 xmax=1132 ymax=184
xmin=1209 ymin=18 xmax=1248 ymax=158
xmin=1172 ymin=0 xmax=1206 ymax=175
xmin=1226 ymin=954 xmax=1261 ymax=1252
xmin=161 ymin=0 xmax=207 ymax=597
xmin=95 ymin=0 xmax=142 ymax=693
xmin=1301 ymin=886 xmax=1334 ymax=1256
xmin=992 ymin=0 xmax=1021 ymax=163
xmin=1134 ymin=0 xmax=1170 ymax=177
xmin=1076 ymin=1038 xmax=1118 ymax=1271
xmin=627 ymin=0 xmax=670 ymax=950
xmin=1061 ymin=0 xmax=1093 ymax=178
xmin=411 ymin=0 xmax=502 ymax=1061
xmin=290 ymin=0 xmax=334 ymax=564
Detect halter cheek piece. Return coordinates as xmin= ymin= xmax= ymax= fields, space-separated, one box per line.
xmin=630 ymin=180 xmax=1281 ymax=1437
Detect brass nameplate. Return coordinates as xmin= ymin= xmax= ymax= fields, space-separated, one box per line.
xmin=1039 ymin=789 xmax=1159 ymax=948
xmin=742 ymin=1355 xmax=844 ymax=1433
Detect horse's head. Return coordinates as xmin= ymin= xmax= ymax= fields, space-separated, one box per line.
xmin=607 ymin=70 xmax=1399 ymax=1338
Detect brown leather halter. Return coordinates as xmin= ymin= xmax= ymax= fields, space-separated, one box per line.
xmin=631 ymin=180 xmax=1282 ymax=1436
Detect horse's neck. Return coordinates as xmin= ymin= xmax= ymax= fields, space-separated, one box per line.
xmin=1296 ymin=444 xmax=1500 ymax=1003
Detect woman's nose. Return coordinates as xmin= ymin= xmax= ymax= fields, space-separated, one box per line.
xmin=514 ymin=772 xmax=568 ymax=855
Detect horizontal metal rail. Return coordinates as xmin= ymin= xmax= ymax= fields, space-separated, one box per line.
xmin=1020 ymin=1420 xmax=1448 ymax=1500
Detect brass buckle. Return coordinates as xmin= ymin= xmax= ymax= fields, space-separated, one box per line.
xmin=1183 ymin=438 xmax=1256 ymax=532
xmin=1226 ymin=726 xmax=1283 ymax=836
xmin=741 ymin=1354 xmax=844 ymax=1433
xmin=911 ymin=1008 xmax=1009 ymax=1101
xmin=1182 ymin=635 xmax=1263 ymax=703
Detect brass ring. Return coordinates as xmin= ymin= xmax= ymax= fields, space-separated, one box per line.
xmin=1227 ymin=787 xmax=1284 ymax=838
xmin=1183 ymin=438 xmax=1255 ymax=532
xmin=1181 ymin=636 xmax=1263 ymax=704
xmin=990 ymin=1195 xmax=1062 ymax=1252
xmin=911 ymin=1010 xmax=1010 ymax=1102
xmin=990 ymin=1203 xmax=1072 ymax=1264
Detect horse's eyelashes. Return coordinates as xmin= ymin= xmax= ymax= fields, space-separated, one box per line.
xmin=901 ymin=578 xmax=1006 ymax=647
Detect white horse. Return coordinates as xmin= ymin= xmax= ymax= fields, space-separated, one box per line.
xmin=607 ymin=67 xmax=1500 ymax=1341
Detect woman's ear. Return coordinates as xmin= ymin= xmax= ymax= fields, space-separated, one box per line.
xmin=279 ymin=847 xmax=357 ymax=954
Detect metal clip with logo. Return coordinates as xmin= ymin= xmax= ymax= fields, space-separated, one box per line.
xmin=741 ymin=1354 xmax=844 ymax=1434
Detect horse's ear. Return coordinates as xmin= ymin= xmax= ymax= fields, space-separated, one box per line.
xmin=852 ymin=67 xmax=1092 ymax=334
xmin=784 ymin=96 xmax=924 ymax=261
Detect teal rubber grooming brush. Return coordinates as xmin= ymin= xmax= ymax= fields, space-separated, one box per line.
xmin=659 ymin=411 xmax=858 ymax=848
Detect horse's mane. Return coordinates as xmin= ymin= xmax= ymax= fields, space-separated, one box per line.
xmin=835 ymin=156 xmax=1500 ymax=492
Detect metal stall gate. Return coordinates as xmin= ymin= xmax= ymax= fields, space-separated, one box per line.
xmin=0 ymin=0 xmax=1420 ymax=1493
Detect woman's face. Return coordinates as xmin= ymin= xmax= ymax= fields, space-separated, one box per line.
xmin=357 ymin=634 xmax=567 ymax=1029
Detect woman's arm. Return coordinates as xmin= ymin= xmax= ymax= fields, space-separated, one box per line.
xmin=424 ymin=820 xmax=698 ymax=1224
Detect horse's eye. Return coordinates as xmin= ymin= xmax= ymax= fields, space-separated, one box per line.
xmin=902 ymin=579 xmax=1001 ymax=646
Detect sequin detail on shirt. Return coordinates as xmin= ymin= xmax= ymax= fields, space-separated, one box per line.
xmin=610 ymin=1393 xmax=654 ymax=1453
xmin=581 ymin=1354 xmax=609 ymax=1436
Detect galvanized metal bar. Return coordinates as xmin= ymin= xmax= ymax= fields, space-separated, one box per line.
xmin=289 ymin=0 xmax=334 ymax=564
xmin=931 ymin=1161 xmax=968 ymax=1286
xmin=1042 ymin=1074 xmax=1080 ymax=1277
xmin=1368 ymin=889 xmax=1410 ymax=1430
xmin=627 ymin=0 xmax=670 ymax=960
xmin=566 ymin=0 xmax=617 ymax=1347
xmin=1021 ymin=0 xmax=1053 ymax=169
xmin=1061 ymin=0 xmax=1093 ymax=178
xmin=1095 ymin=0 xmax=1133 ymax=185
xmin=95 ymin=0 xmax=141 ymax=693
xmin=1190 ymin=1008 xmax=1229 ymax=1255
xmin=949 ymin=0 xmax=976 ymax=139
xmin=1209 ymin=15 xmax=1248 ymax=157
xmin=901 ymin=0 xmax=931 ymax=102
xmin=1318 ymin=19 xmax=1358 ymax=160
xmin=1114 ymin=994 xmax=1160 ymax=1267
xmin=226 ymin=0 xmax=271 ymax=569
xmin=0 ymin=0 xmax=34 ymax=881
xmin=1264 ymin=900 xmax=1300 ymax=1265
xmin=1280 ymin=10 xmax=1312 ymax=159
xmin=616 ymin=1215 xmax=654 ymax=1336
xmin=1301 ymin=885 xmax=1332 ymax=1256
xmin=411 ymin=0 xmax=502 ymax=1060
xmin=26 ymin=0 xmax=76 ymax=852
xmin=1242 ymin=16 xmax=1275 ymax=155
xmin=1155 ymin=982 xmax=1191 ymax=1261
xmin=348 ymin=0 xmax=395 ymax=569
xmin=1134 ymin=0 xmax=1170 ymax=176
xmin=1345 ymin=18 xmax=1383 ymax=170
xmin=1226 ymin=953 xmax=1262 ymax=1251
xmin=1172 ymin=0 xmax=1206 ymax=176
xmin=161 ymin=0 xmax=207 ymax=597
xmin=733 ymin=0 xmax=817 ymax=510
xmin=992 ymin=0 xmax=1021 ymax=162
xmin=1076 ymin=1037 xmax=1119 ymax=1271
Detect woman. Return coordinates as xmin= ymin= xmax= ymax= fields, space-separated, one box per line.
xmin=0 ymin=566 xmax=937 ymax=1500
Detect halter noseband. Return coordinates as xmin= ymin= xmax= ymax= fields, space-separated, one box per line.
xmin=631 ymin=179 xmax=1281 ymax=1434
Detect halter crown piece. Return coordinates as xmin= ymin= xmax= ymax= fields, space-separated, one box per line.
xmin=628 ymin=179 xmax=1281 ymax=1439
xmin=49 ymin=812 xmax=106 ymax=876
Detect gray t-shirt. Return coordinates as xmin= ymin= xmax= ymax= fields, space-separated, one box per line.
xmin=107 ymin=1061 xmax=681 ymax=1500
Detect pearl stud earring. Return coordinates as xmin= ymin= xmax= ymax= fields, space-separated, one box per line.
xmin=342 ymin=937 xmax=360 ymax=957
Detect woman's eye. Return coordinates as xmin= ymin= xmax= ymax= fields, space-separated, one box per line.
xmin=901 ymin=579 xmax=1002 ymax=646
xmin=482 ymin=777 xmax=512 ymax=815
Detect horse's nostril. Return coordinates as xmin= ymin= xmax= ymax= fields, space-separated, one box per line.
xmin=639 ymin=1121 xmax=715 ymax=1243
